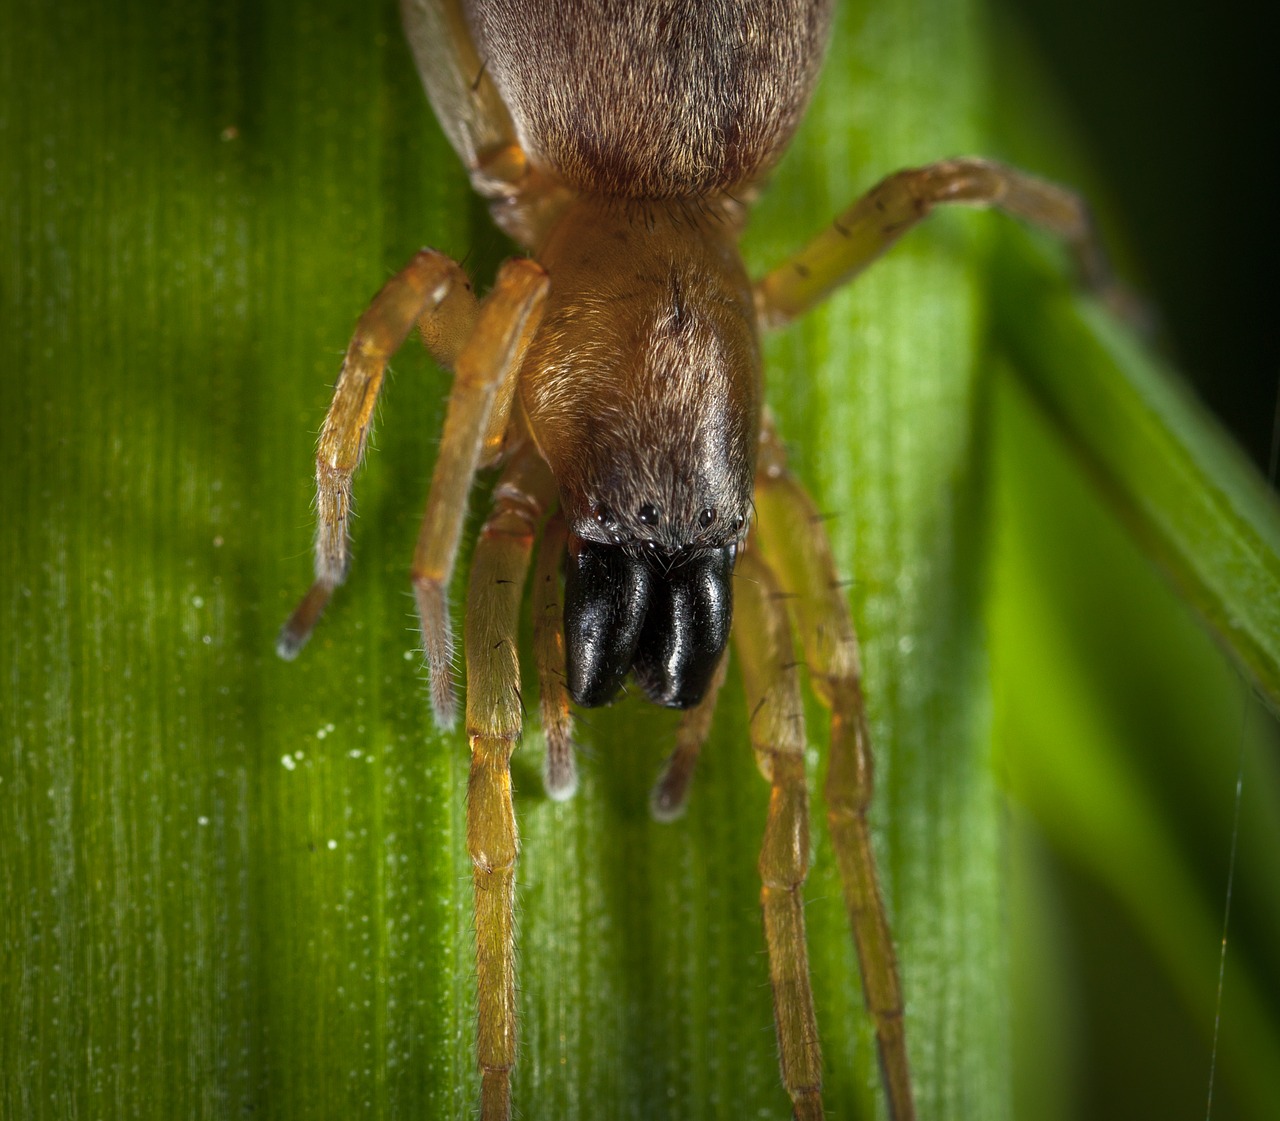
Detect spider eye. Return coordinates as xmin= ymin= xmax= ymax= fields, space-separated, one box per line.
xmin=632 ymin=545 xmax=734 ymax=709
xmin=638 ymin=502 xmax=660 ymax=526
xmin=594 ymin=504 xmax=616 ymax=528
xmin=698 ymin=508 xmax=716 ymax=529
xmin=564 ymin=537 xmax=651 ymax=707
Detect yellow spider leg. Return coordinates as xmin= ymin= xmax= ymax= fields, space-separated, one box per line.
xmin=410 ymin=258 xmax=549 ymax=728
xmin=464 ymin=444 xmax=557 ymax=1121
xmin=531 ymin=510 xmax=576 ymax=800
xmin=753 ymin=425 xmax=915 ymax=1121
xmin=649 ymin=653 xmax=728 ymax=821
xmin=733 ymin=540 xmax=824 ymax=1121
xmin=401 ymin=2 xmax=575 ymax=247
xmin=278 ymin=249 xmax=477 ymax=659
xmin=755 ymin=156 xmax=1126 ymax=329
xmin=400 ymin=0 xmax=523 ymax=190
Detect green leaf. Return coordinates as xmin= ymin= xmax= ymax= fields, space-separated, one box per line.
xmin=5 ymin=2 xmax=1277 ymax=1121
xmin=990 ymin=356 xmax=1280 ymax=1121
xmin=993 ymin=247 xmax=1280 ymax=716
xmin=986 ymin=17 xmax=1280 ymax=1121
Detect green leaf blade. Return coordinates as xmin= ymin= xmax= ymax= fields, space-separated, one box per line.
xmin=993 ymin=254 xmax=1280 ymax=715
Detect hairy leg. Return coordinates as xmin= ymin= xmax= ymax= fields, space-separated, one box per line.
xmin=278 ymin=249 xmax=477 ymax=659
xmin=755 ymin=156 xmax=1129 ymax=330
xmin=410 ymin=258 xmax=548 ymax=728
xmin=464 ymin=444 xmax=557 ymax=1121
xmin=752 ymin=425 xmax=914 ymax=1121
xmin=401 ymin=1 xmax=574 ymax=246
xmin=734 ymin=540 xmax=824 ymax=1121
xmin=531 ymin=511 xmax=576 ymax=800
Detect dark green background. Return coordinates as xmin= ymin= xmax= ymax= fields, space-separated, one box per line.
xmin=1021 ymin=0 xmax=1276 ymax=472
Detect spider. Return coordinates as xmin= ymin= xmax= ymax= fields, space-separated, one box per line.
xmin=279 ymin=2 xmax=1124 ymax=1118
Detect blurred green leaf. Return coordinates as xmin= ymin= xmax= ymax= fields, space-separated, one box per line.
xmin=4 ymin=2 xmax=1277 ymax=1121
xmin=994 ymin=248 xmax=1280 ymax=716
xmin=987 ymin=16 xmax=1280 ymax=1121
xmin=990 ymin=354 xmax=1280 ymax=1121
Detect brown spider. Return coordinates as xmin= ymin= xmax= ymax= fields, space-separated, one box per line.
xmin=279 ymin=2 xmax=1122 ymax=1118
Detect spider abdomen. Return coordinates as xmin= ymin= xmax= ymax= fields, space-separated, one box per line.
xmin=465 ymin=0 xmax=833 ymax=199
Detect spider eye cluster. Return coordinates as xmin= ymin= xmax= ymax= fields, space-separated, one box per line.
xmin=589 ymin=502 xmax=745 ymax=546
xmin=564 ymin=537 xmax=735 ymax=710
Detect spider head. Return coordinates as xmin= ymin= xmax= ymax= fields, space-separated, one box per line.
xmin=553 ymin=369 xmax=751 ymax=710
xmin=553 ymin=379 xmax=752 ymax=705
xmin=539 ymin=316 xmax=753 ymax=707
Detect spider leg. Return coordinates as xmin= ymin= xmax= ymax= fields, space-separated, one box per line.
xmin=278 ymin=249 xmax=477 ymax=660
xmin=531 ymin=511 xmax=576 ymax=800
xmin=410 ymin=259 xmax=548 ymax=729
xmin=400 ymin=0 xmax=572 ymax=246
xmin=464 ymin=442 xmax=557 ymax=1121
xmin=649 ymin=653 xmax=728 ymax=822
xmin=733 ymin=539 xmax=824 ymax=1121
xmin=752 ymin=424 xmax=915 ymax=1121
xmin=754 ymin=156 xmax=1131 ymax=329
xmin=400 ymin=0 xmax=522 ymax=196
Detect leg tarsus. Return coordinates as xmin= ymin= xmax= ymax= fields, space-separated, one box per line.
xmin=413 ymin=577 xmax=458 ymax=729
xmin=478 ymin=1067 xmax=512 ymax=1121
xmin=279 ymin=249 xmax=477 ymax=658
xmin=532 ymin=512 xmax=577 ymax=801
xmin=277 ymin=580 xmax=335 ymax=660
xmin=650 ymin=652 xmax=728 ymax=821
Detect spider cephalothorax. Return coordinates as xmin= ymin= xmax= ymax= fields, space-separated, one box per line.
xmin=522 ymin=197 xmax=760 ymax=551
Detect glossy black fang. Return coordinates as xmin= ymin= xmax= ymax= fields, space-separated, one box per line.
xmin=564 ymin=538 xmax=652 ymax=707
xmin=632 ymin=546 xmax=734 ymax=709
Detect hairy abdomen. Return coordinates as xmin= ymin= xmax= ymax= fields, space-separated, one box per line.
xmin=467 ymin=0 xmax=833 ymax=199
